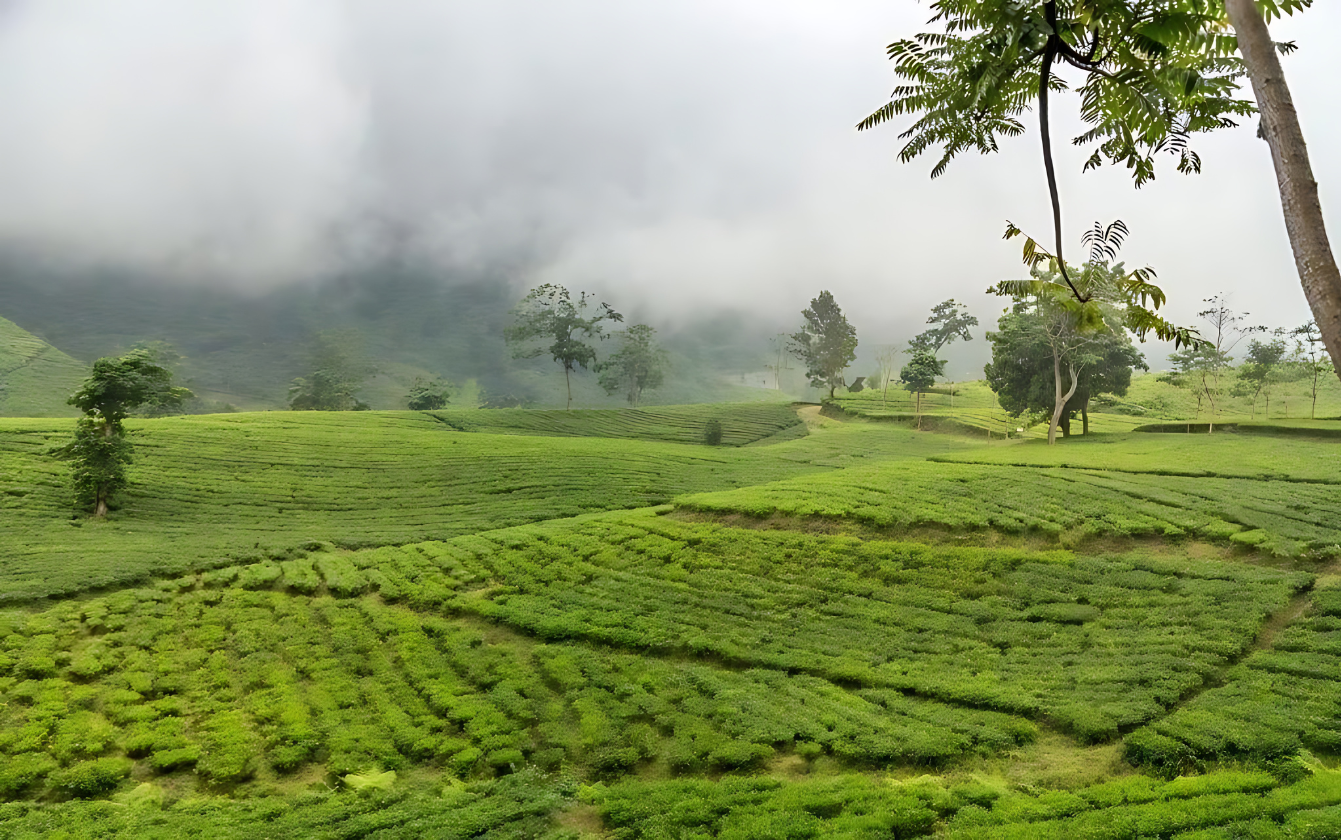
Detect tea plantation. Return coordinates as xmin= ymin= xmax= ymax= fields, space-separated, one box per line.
xmin=1 ymin=401 xmax=1339 ymax=836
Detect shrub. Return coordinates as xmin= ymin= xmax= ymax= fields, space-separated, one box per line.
xmin=703 ymin=419 xmax=723 ymax=446
xmin=50 ymin=757 xmax=133 ymax=798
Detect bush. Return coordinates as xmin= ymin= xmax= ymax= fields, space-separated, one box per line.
xmin=50 ymin=757 xmax=133 ymax=798
xmin=703 ymin=419 xmax=723 ymax=446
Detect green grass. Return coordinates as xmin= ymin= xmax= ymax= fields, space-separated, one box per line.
xmin=0 ymin=316 xmax=84 ymax=419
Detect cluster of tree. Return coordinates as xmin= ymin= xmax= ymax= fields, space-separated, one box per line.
xmin=1164 ymin=301 xmax=1333 ymax=425
xmin=504 ymin=284 xmax=669 ymax=409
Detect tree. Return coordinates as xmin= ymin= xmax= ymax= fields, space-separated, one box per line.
xmin=1291 ymin=320 xmax=1334 ymax=419
xmin=288 ymin=332 xmax=370 ymax=411
xmin=57 ymin=350 xmax=192 ymax=517
xmin=874 ymin=346 xmax=899 ymax=407
xmin=788 ymin=291 xmax=858 ymax=400
xmin=858 ymin=0 xmax=1315 ymax=349
xmin=1193 ymin=294 xmax=1263 ymax=429
xmin=597 ymin=324 xmax=668 ymax=406
xmin=1235 ymin=331 xmax=1289 ymax=419
xmin=406 ymin=377 xmax=450 ymax=411
xmin=909 ymin=299 xmax=978 ymax=357
xmin=985 ymin=307 xmax=1146 ymax=437
xmin=993 ymin=221 xmax=1163 ymax=444
xmin=1223 ymin=0 xmax=1341 ymax=381
xmin=505 ymin=284 xmax=623 ymax=410
xmin=1162 ymin=344 xmax=1225 ymax=423
xmin=900 ymin=349 xmax=945 ymax=429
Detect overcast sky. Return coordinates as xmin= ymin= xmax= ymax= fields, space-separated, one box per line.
xmin=0 ymin=1 xmax=1336 ymax=374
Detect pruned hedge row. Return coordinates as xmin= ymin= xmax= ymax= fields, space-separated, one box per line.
xmin=1127 ymin=587 xmax=1341 ymax=773
xmin=678 ymin=460 xmax=1341 ymax=557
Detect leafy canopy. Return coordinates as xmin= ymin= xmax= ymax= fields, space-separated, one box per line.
xmin=909 ymin=299 xmax=979 ymax=356
xmin=597 ymin=324 xmax=668 ymax=406
xmin=859 ymin=0 xmax=1307 ymax=185
xmin=68 ymin=349 xmax=191 ymax=423
xmin=787 ymin=291 xmax=858 ymax=398
xmin=505 ymin=284 xmax=623 ymax=373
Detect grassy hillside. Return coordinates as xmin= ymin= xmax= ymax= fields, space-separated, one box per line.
xmin=0 ymin=316 xmax=83 ymax=418
xmin=3 ymin=404 xmax=1341 ymax=835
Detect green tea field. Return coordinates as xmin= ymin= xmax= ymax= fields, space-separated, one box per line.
xmin=1 ymin=401 xmax=1339 ymax=837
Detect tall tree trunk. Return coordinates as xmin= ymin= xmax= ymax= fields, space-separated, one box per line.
xmin=1081 ymin=399 xmax=1089 ymax=436
xmin=1048 ymin=352 xmax=1080 ymax=445
xmin=564 ymin=365 xmax=572 ymax=410
xmin=1225 ymin=0 xmax=1341 ymax=376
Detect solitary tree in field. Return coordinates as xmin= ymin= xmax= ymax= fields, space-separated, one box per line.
xmin=859 ymin=1 xmax=1329 ymax=355
xmin=788 ymin=291 xmax=858 ymax=400
xmin=1291 ymin=320 xmax=1334 ymax=420
xmin=505 ymin=284 xmax=623 ymax=410
xmin=406 ymin=377 xmax=451 ymax=410
xmin=900 ymin=349 xmax=945 ymax=429
xmin=597 ymin=324 xmax=668 ymax=407
xmin=57 ymin=350 xmax=192 ymax=517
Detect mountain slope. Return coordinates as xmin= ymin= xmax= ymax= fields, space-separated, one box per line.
xmin=0 ymin=315 xmax=83 ymax=417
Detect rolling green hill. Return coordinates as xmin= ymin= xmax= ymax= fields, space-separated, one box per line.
xmin=3 ymin=404 xmax=1341 ymax=836
xmin=0 ymin=316 xmax=83 ymax=418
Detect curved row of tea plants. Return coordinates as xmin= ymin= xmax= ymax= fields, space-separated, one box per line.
xmin=0 ymin=411 xmax=841 ymax=601
xmin=427 ymin=513 xmax=1305 ymax=741
xmin=678 ymin=460 xmax=1341 ymax=558
xmin=591 ymin=767 xmax=1341 ymax=839
xmin=427 ymin=402 xmax=804 ymax=446
xmin=1127 ymin=586 xmax=1341 ymax=774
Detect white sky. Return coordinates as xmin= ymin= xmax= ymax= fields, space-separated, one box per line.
xmin=0 ymin=1 xmax=1335 ymax=374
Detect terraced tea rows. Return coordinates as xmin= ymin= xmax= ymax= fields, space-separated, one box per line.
xmin=428 ymin=402 xmax=805 ymax=446
xmin=0 ymin=316 xmax=84 ymax=419
xmin=678 ymin=460 xmax=1341 ymax=557
xmin=417 ymin=513 xmax=1303 ymax=741
xmin=937 ymin=430 xmax=1341 ymax=483
xmin=591 ymin=768 xmax=1341 ymax=839
xmin=0 ymin=577 xmax=1032 ymax=800
xmin=0 ymin=411 xmax=839 ymax=601
xmin=1127 ymin=586 xmax=1341 ymax=773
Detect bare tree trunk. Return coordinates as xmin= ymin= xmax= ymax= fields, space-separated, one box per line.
xmin=1081 ymin=401 xmax=1089 ymax=436
xmin=1048 ymin=352 xmax=1080 ymax=445
xmin=564 ymin=365 xmax=572 ymax=410
xmin=1225 ymin=0 xmax=1341 ymax=377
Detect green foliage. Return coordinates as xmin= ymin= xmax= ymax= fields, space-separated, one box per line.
xmin=505 ymin=284 xmax=623 ymax=409
xmin=681 ymin=457 xmax=1341 ymax=558
xmin=68 ymin=349 xmax=190 ymax=424
xmin=405 ymin=376 xmax=450 ymax=410
xmin=56 ymin=349 xmax=191 ymax=515
xmin=702 ymin=418 xmax=723 ymax=446
xmin=596 ymin=324 xmax=667 ymax=406
xmin=788 ymin=290 xmax=858 ymax=399
xmin=910 ymin=299 xmax=979 ymax=357
xmin=984 ymin=306 xmax=1146 ymax=434
xmin=902 ymin=350 xmax=947 ymax=398
xmin=1127 ymin=586 xmax=1341 ymax=773
xmin=287 ymin=332 xmax=369 ymax=411
xmin=858 ymin=2 xmax=1263 ymax=186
